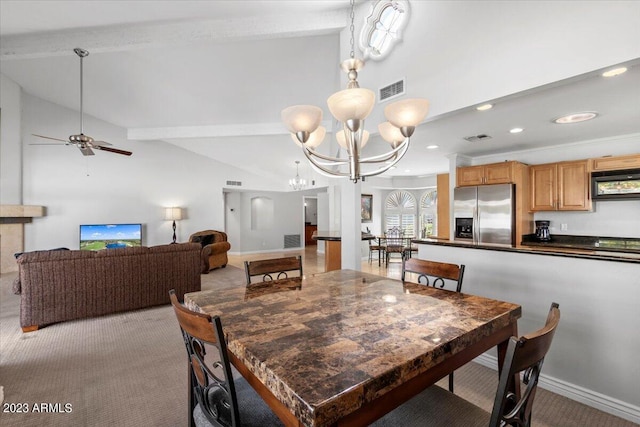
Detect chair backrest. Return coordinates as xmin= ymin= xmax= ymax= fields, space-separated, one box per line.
xmin=169 ymin=290 xmax=240 ymax=427
xmin=385 ymin=227 xmax=403 ymax=238
xmin=401 ymin=258 xmax=465 ymax=292
xmin=244 ymin=256 xmax=303 ymax=285
xmin=490 ymin=302 xmax=561 ymax=427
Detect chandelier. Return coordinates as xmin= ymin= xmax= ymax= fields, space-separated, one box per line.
xmin=289 ymin=160 xmax=307 ymax=191
xmin=281 ymin=0 xmax=429 ymax=183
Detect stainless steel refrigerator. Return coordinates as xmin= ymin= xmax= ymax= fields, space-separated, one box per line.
xmin=453 ymin=183 xmax=515 ymax=246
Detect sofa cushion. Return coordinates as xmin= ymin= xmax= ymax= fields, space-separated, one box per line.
xmin=201 ymin=234 xmax=214 ymax=246
xmin=191 ymin=234 xmax=214 ymax=248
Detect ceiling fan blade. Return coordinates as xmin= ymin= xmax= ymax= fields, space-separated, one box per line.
xmin=78 ymin=145 xmax=95 ymax=156
xmin=93 ymin=145 xmax=132 ymax=156
xmin=91 ymin=140 xmax=113 ymax=146
xmin=32 ymin=134 xmax=70 ymax=143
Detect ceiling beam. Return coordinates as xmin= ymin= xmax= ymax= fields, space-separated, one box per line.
xmin=128 ymin=120 xmax=334 ymax=141
xmin=1 ymin=11 xmax=346 ymax=60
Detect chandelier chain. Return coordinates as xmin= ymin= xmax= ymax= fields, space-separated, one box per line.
xmin=349 ymin=0 xmax=355 ymax=59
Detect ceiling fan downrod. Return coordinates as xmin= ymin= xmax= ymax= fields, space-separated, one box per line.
xmin=74 ymin=48 xmax=89 ymax=136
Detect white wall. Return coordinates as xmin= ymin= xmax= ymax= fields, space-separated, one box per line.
xmin=417 ymin=243 xmax=640 ymax=423
xmin=0 ymin=74 xmax=22 ymax=204
xmin=225 ymin=188 xmax=327 ymax=254
xmin=18 ymin=93 xmax=283 ymax=250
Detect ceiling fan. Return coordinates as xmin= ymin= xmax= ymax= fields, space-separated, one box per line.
xmin=32 ymin=48 xmax=132 ymax=157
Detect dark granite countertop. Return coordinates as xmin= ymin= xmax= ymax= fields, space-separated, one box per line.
xmin=521 ymin=234 xmax=640 ymax=253
xmin=412 ymin=237 xmax=640 ymax=263
xmin=312 ymin=231 xmax=376 ymax=241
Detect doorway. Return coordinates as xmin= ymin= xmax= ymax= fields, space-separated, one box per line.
xmin=303 ymin=196 xmax=318 ymax=246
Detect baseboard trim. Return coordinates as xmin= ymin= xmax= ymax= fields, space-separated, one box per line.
xmin=473 ymin=354 xmax=640 ymax=424
xmin=228 ymin=247 xmax=303 ymax=256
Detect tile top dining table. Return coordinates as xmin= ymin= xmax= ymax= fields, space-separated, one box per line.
xmin=184 ymin=269 xmax=521 ymax=427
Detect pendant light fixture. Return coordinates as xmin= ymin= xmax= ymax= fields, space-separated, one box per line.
xmin=281 ymin=0 xmax=429 ymax=183
xmin=289 ymin=161 xmax=307 ymax=191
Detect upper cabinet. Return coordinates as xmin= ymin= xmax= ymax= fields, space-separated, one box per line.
xmin=457 ymin=161 xmax=521 ymax=186
xmin=591 ymin=154 xmax=640 ymax=172
xmin=530 ymin=160 xmax=591 ymax=211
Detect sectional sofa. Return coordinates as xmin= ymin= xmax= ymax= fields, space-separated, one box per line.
xmin=13 ymin=243 xmax=201 ymax=332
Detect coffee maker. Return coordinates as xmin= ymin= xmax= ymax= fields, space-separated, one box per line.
xmin=535 ymin=220 xmax=551 ymax=241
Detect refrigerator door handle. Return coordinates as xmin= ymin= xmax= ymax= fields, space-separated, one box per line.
xmin=473 ymin=207 xmax=479 ymax=244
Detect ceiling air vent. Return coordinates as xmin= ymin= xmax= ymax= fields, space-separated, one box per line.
xmin=226 ymin=180 xmax=242 ymax=186
xmin=463 ymin=134 xmax=492 ymax=142
xmin=379 ymin=79 xmax=405 ymax=102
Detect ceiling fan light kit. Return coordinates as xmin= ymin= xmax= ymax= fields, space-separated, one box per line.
xmin=32 ymin=48 xmax=132 ymax=157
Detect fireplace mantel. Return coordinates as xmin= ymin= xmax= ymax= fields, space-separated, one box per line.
xmin=0 ymin=204 xmax=46 ymax=273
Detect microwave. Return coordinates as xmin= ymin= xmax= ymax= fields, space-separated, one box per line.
xmin=591 ymin=169 xmax=640 ymax=200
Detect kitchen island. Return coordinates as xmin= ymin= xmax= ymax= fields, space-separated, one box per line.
xmin=412 ymin=237 xmax=640 ymax=423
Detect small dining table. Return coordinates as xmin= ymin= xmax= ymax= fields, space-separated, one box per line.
xmin=184 ymin=269 xmax=521 ymax=427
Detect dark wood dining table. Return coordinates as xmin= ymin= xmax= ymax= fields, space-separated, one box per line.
xmin=184 ymin=269 xmax=521 ymax=427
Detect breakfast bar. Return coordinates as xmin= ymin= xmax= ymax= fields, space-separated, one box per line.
xmin=411 ymin=237 xmax=640 ymax=414
xmin=185 ymin=269 xmax=521 ymax=426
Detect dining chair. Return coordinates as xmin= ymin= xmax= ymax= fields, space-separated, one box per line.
xmin=401 ymin=258 xmax=465 ymax=292
xmin=169 ymin=290 xmax=284 ymax=427
xmin=372 ymin=302 xmax=561 ymax=427
xmin=368 ymin=238 xmax=385 ymax=266
xmin=402 ymin=257 xmax=465 ymax=392
xmin=244 ymin=256 xmax=303 ymax=285
xmin=384 ymin=227 xmax=405 ymax=266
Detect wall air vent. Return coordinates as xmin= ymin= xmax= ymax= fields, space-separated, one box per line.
xmin=284 ymin=234 xmax=301 ymax=249
xmin=226 ymin=180 xmax=242 ymax=186
xmin=463 ymin=134 xmax=492 ymax=142
xmin=379 ymin=79 xmax=405 ymax=102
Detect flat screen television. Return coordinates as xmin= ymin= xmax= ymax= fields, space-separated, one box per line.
xmin=80 ymin=223 xmax=143 ymax=250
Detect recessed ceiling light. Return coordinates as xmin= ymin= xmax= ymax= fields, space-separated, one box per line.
xmin=602 ymin=67 xmax=627 ymax=77
xmin=389 ymin=166 xmax=397 ymax=170
xmin=553 ymin=112 xmax=598 ymax=124
xmin=476 ymin=103 xmax=493 ymax=111
xmin=404 ymin=169 xmax=411 ymax=173
xmin=509 ymin=127 xmax=524 ymax=134
xmin=426 ymin=144 xmax=439 ymax=149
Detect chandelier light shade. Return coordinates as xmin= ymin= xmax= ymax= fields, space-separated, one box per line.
xmin=384 ymin=98 xmax=430 ymax=137
xmin=291 ymin=126 xmax=326 ymax=148
xmin=327 ymin=88 xmax=376 ymax=124
xmin=281 ymin=105 xmax=323 ymax=142
xmin=378 ymin=122 xmax=406 ymax=145
xmin=280 ymin=0 xmax=429 ymax=183
xmin=337 ymin=129 xmax=369 ymax=149
xmin=289 ymin=161 xmax=307 ymax=191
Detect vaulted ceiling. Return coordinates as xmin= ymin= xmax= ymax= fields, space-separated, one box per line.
xmin=2 ymin=1 xmax=639 ymax=186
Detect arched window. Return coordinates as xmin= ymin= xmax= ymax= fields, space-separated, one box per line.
xmin=419 ymin=189 xmax=437 ymax=238
xmin=384 ymin=190 xmax=416 ymax=236
xmin=359 ymin=0 xmax=410 ymax=61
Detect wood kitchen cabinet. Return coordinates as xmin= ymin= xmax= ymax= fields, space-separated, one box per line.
xmin=530 ymin=160 xmax=591 ymax=211
xmin=456 ymin=161 xmax=519 ymax=186
xmin=591 ymin=153 xmax=640 ymax=172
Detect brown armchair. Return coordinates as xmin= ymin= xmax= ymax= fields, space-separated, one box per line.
xmin=188 ymin=230 xmax=231 ymax=273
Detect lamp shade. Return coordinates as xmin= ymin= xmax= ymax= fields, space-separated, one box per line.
xmin=378 ymin=122 xmax=405 ymax=144
xmin=336 ymin=129 xmax=370 ymax=149
xmin=291 ymin=126 xmax=326 ymax=148
xmin=164 ymin=207 xmax=182 ymax=221
xmin=384 ymin=98 xmax=430 ymax=128
xmin=327 ymin=88 xmax=375 ymax=123
xmin=281 ymin=105 xmax=323 ymax=134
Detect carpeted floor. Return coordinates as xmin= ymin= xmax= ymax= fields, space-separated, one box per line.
xmin=1 ymin=253 xmax=636 ymax=426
